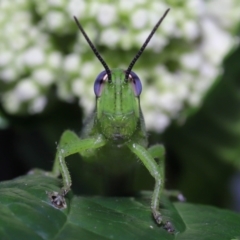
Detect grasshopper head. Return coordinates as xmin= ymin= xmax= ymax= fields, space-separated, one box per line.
xmin=74 ymin=9 xmax=170 ymax=141
xmin=94 ymin=68 xmax=142 ymax=141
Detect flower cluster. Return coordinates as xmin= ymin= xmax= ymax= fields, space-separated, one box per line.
xmin=0 ymin=0 xmax=239 ymax=131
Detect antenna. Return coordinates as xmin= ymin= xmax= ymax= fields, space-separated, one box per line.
xmin=125 ymin=8 xmax=170 ymax=81
xmin=73 ymin=16 xmax=112 ymax=83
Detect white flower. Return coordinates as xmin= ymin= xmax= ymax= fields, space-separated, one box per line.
xmin=44 ymin=11 xmax=65 ymax=30
xmin=97 ymin=4 xmax=116 ymax=26
xmin=201 ymin=18 xmax=233 ymax=65
xmin=0 ymin=68 xmax=16 ymax=82
xmin=47 ymin=0 xmax=63 ymax=7
xmin=119 ymin=0 xmax=136 ymax=12
xmin=182 ymin=20 xmax=199 ymax=40
xmin=0 ymin=0 xmax=238 ymax=132
xmin=67 ymin=0 xmax=86 ymax=18
xmin=32 ymin=68 xmax=54 ymax=86
xmin=3 ymin=92 xmax=21 ymax=114
xmin=64 ymin=54 xmax=81 ymax=72
xmin=29 ymin=96 xmax=47 ymax=114
xmin=131 ymin=9 xmax=149 ymax=29
xmin=22 ymin=47 xmax=45 ymax=67
xmin=144 ymin=112 xmax=170 ymax=133
xmin=14 ymin=79 xmax=39 ymax=101
xmin=71 ymin=78 xmax=83 ymax=96
xmin=100 ymin=29 xmax=120 ymax=48
xmin=181 ymin=52 xmax=202 ymax=70
xmin=48 ymin=52 xmax=63 ymax=69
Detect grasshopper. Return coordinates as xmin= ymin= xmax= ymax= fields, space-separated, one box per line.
xmin=48 ymin=8 xmax=173 ymax=232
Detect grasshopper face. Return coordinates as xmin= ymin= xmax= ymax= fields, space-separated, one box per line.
xmin=94 ymin=69 xmax=142 ymax=141
xmin=73 ymin=8 xmax=169 ymax=141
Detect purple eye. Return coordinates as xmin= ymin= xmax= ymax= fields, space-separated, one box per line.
xmin=127 ymin=71 xmax=142 ymax=96
xmin=94 ymin=70 xmax=108 ymax=97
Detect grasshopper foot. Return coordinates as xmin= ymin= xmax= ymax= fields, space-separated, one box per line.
xmin=153 ymin=210 xmax=175 ymax=233
xmin=163 ymin=221 xmax=175 ymax=233
xmin=47 ymin=191 xmax=67 ymax=209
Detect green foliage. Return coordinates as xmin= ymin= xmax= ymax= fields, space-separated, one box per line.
xmin=0 ymin=174 xmax=240 ymax=239
xmin=162 ymin=43 xmax=240 ymax=204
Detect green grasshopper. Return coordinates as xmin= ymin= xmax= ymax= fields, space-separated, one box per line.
xmin=49 ymin=8 xmax=174 ymax=232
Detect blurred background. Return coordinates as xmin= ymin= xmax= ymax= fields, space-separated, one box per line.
xmin=0 ymin=0 xmax=240 ymax=211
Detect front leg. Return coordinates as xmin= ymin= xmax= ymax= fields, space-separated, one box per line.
xmin=127 ymin=142 xmax=173 ymax=231
xmin=49 ymin=130 xmax=107 ymax=208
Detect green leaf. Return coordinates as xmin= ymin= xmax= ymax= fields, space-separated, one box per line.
xmin=0 ymin=174 xmax=240 ymax=239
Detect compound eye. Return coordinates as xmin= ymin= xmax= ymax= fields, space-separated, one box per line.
xmin=93 ymin=71 xmax=108 ymax=97
xmin=128 ymin=71 xmax=142 ymax=96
